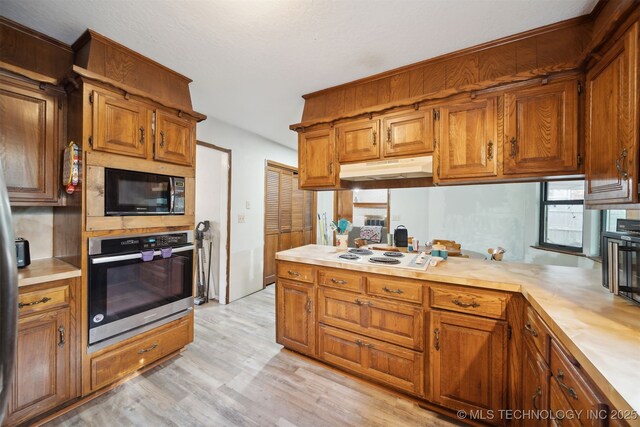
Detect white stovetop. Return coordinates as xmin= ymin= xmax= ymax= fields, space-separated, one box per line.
xmin=328 ymin=248 xmax=430 ymax=271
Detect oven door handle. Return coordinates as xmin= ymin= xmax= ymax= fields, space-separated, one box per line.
xmin=91 ymin=245 xmax=194 ymax=265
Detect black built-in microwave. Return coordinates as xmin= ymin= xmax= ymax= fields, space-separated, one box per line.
xmin=104 ymin=168 xmax=185 ymax=216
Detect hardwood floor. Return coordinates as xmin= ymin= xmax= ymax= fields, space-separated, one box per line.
xmin=49 ymin=286 xmax=461 ymax=427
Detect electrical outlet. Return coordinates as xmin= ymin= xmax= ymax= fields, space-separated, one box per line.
xmin=246 ymin=201 xmax=251 ymax=209
xmin=238 ymin=214 xmax=245 ymax=223
xmin=392 ymin=215 xmax=400 ymax=221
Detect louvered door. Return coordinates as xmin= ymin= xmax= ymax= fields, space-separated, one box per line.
xmin=303 ymin=190 xmax=315 ymax=245
xmin=279 ymin=170 xmax=293 ymax=251
xmin=264 ymin=166 xmax=280 ymax=285
xmin=291 ymin=175 xmax=305 ymax=248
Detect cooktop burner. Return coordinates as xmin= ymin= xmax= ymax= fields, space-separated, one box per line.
xmin=369 ymin=256 xmax=401 ymax=265
xmin=338 ymin=253 xmax=360 ymax=260
xmin=349 ymin=248 xmax=373 ymax=255
xmin=383 ymin=252 xmax=404 ymax=258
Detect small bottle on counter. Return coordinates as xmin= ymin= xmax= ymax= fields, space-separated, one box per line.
xmin=407 ymin=237 xmax=414 ymax=252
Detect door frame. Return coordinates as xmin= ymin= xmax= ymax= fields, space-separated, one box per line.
xmin=196 ymin=141 xmax=231 ymax=303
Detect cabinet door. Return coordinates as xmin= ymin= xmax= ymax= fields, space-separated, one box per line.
xmin=7 ymin=308 xmax=70 ymax=423
xmin=154 ymin=110 xmax=195 ymax=166
xmin=585 ymin=23 xmax=638 ymax=204
xmin=93 ymin=90 xmax=149 ymax=158
xmin=430 ymin=310 xmax=506 ymax=425
xmin=337 ymin=118 xmax=380 ymax=163
xmin=438 ymin=97 xmax=498 ymax=180
xmin=0 ymin=76 xmax=59 ymax=204
xmin=276 ymin=279 xmax=315 ymax=356
xmin=263 ymin=234 xmax=278 ymax=286
xmin=382 ymin=110 xmax=434 ymax=157
xmin=522 ymin=345 xmax=550 ymax=427
xmin=504 ymin=79 xmax=579 ymax=175
xmin=299 ymin=129 xmax=337 ymax=188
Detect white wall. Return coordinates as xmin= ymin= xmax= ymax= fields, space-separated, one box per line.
xmin=196 ymin=117 xmax=298 ymax=302
xmin=316 ymin=191 xmax=334 ymax=245
xmin=390 ymin=187 xmax=429 ymax=245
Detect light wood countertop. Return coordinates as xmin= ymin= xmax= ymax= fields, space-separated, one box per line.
xmin=17 ymin=258 xmax=82 ymax=287
xmin=276 ymin=244 xmax=640 ymax=420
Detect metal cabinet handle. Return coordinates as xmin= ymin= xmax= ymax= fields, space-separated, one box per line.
xmin=306 ymin=297 xmax=312 ymax=313
xmin=616 ymin=148 xmax=628 ymax=179
xmin=509 ymin=137 xmax=517 ymax=158
xmin=524 ymin=321 xmax=539 ymax=337
xmin=487 ymin=141 xmax=494 ymax=160
xmin=355 ymin=339 xmax=373 ymax=348
xmin=372 ymin=130 xmax=377 ymax=146
xmin=139 ymin=127 xmax=145 ymax=145
xmin=18 ymin=297 xmax=51 ymax=308
xmin=556 ymin=369 xmax=578 ymax=400
xmin=452 ymin=298 xmax=479 ymax=308
xmin=382 ymin=286 xmax=404 ymax=294
xmin=330 ymin=278 xmax=347 ymax=285
xmin=328 ymin=162 xmax=333 ymax=175
xmin=160 ymin=130 xmax=166 ymax=147
xmin=434 ymin=328 xmax=440 ymax=351
xmin=386 ymin=127 xmax=391 ymax=144
xmin=354 ymin=298 xmax=372 ymax=306
xmin=58 ymin=326 xmax=65 ymax=348
xmin=138 ymin=343 xmax=158 ymax=354
xmin=532 ymin=385 xmax=542 ymax=410
xmin=287 ymin=270 xmax=300 ymax=277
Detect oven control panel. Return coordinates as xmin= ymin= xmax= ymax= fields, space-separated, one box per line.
xmin=96 ymin=232 xmax=191 ymax=255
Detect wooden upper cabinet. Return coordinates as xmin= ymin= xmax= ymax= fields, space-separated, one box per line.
xmin=503 ymin=79 xmax=579 ymax=175
xmin=438 ymin=97 xmax=498 ymax=180
xmin=430 ymin=310 xmax=506 ymax=425
xmin=382 ymin=109 xmax=434 ymax=157
xmin=0 ymin=75 xmax=61 ymax=204
xmin=585 ymin=23 xmax=638 ymax=205
xmin=298 ymin=128 xmax=337 ymax=188
xmin=92 ymin=90 xmax=149 ymax=159
xmin=154 ymin=109 xmax=195 ymax=166
xmin=336 ymin=118 xmax=380 ymax=163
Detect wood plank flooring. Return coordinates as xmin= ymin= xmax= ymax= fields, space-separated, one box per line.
xmin=48 ymin=287 xmax=461 ymax=427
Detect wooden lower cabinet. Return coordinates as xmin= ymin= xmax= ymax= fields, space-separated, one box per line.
xmin=4 ymin=279 xmax=78 ymax=427
xmin=89 ymin=315 xmax=193 ymax=391
xmin=429 ymin=310 xmax=507 ymax=425
xmin=276 ymin=279 xmax=315 ymax=356
xmin=522 ymin=343 xmax=550 ymax=427
xmin=318 ymin=325 xmax=424 ymax=396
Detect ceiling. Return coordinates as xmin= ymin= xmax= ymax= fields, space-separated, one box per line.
xmin=2 ymin=0 xmax=598 ymax=149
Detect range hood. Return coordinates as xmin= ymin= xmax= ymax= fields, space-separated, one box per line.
xmin=339 ymin=156 xmax=433 ymax=181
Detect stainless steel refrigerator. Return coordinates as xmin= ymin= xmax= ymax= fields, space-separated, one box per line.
xmin=0 ymin=170 xmax=18 ymax=423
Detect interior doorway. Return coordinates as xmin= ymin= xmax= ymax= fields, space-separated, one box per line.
xmin=195 ymin=141 xmax=231 ymax=304
xmin=263 ymin=161 xmax=316 ymax=286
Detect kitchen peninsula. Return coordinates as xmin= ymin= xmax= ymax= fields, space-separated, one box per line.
xmin=276 ymin=245 xmax=640 ymax=426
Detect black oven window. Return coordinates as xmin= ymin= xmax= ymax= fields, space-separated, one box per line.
xmin=105 ymin=256 xmax=189 ymax=320
xmin=539 ymin=181 xmax=584 ymax=252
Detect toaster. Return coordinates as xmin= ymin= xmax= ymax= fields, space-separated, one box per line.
xmin=15 ymin=237 xmax=31 ymax=268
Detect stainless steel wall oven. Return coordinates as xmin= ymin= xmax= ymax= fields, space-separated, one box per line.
xmin=88 ymin=231 xmax=194 ymax=352
xmin=602 ymin=220 xmax=640 ymax=306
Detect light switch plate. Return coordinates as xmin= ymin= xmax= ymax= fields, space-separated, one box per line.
xmin=246 ymin=201 xmax=251 ymax=209
xmin=238 ymin=214 xmax=245 ymax=223
xmin=392 ymin=215 xmax=400 ymax=221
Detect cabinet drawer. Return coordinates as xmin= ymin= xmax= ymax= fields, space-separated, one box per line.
xmin=91 ymin=316 xmax=192 ymax=391
xmin=524 ymin=305 xmax=551 ymax=361
xmin=18 ymin=281 xmax=70 ymax=316
xmin=277 ymin=262 xmax=315 ymax=283
xmin=549 ymin=379 xmax=582 ymax=427
xmin=430 ymin=285 xmax=507 ymax=319
xmin=319 ymin=268 xmax=364 ymax=293
xmin=318 ymin=288 xmax=423 ymax=350
xmin=550 ymin=341 xmax=605 ymax=426
xmin=318 ymin=325 xmax=424 ymax=396
xmin=367 ymin=275 xmax=423 ymax=304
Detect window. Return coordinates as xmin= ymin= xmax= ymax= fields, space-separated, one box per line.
xmin=601 ymin=210 xmax=626 ymax=232
xmin=539 ymin=181 xmax=584 ymax=252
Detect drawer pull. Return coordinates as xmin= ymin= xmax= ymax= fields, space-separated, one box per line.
xmin=452 ymin=298 xmax=479 ymax=308
xmin=287 ymin=270 xmax=300 ymax=277
xmin=434 ymin=328 xmax=440 ymax=351
xmin=58 ymin=326 xmax=65 ymax=348
xmin=532 ymin=385 xmax=542 ymax=410
xmin=19 ymin=296 xmax=52 ymax=308
xmin=354 ymin=298 xmax=372 ymax=306
xmin=382 ymin=286 xmax=404 ymax=294
xmin=306 ymin=297 xmax=312 ymax=313
xmin=330 ymin=278 xmax=348 ymax=285
xmin=524 ymin=321 xmax=538 ymax=337
xmin=355 ymin=339 xmax=374 ymax=349
xmin=556 ymin=369 xmax=578 ymax=400
xmin=137 ymin=343 xmax=158 ymax=354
